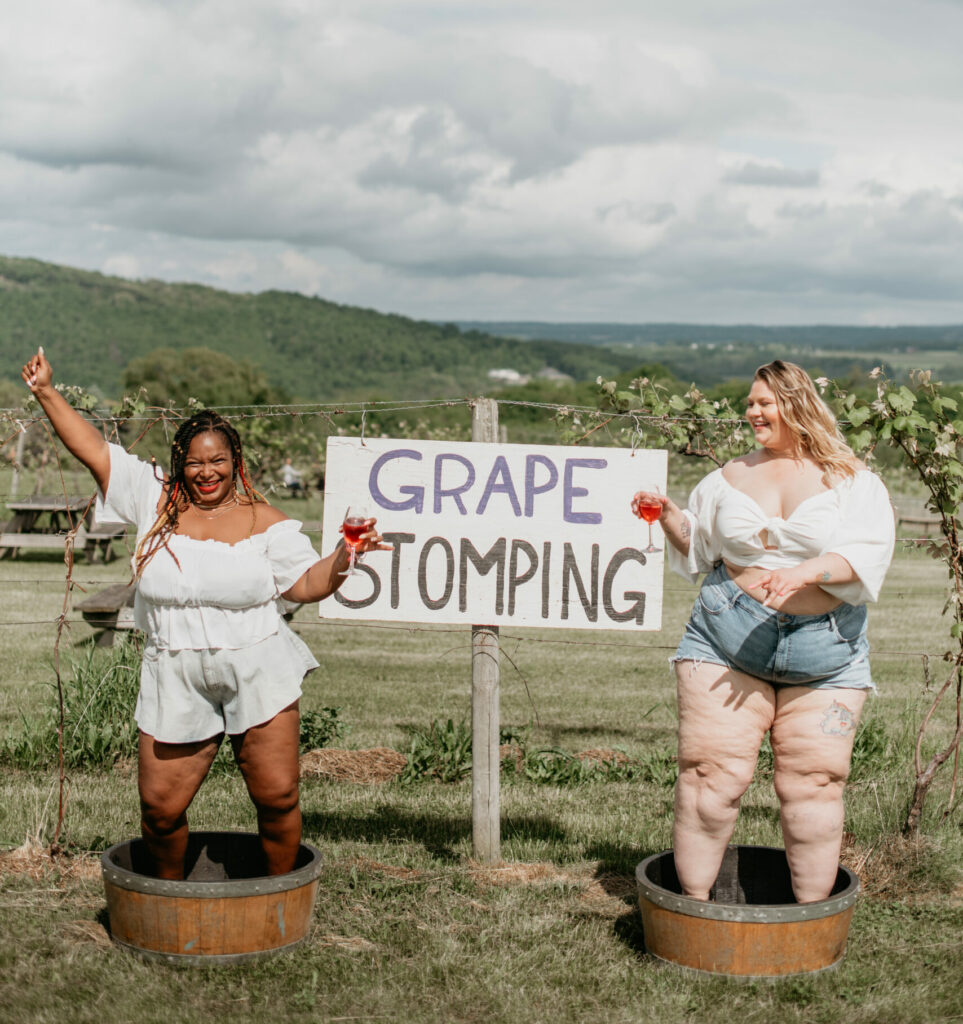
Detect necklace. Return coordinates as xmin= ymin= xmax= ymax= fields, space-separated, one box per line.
xmin=190 ymin=492 xmax=240 ymax=519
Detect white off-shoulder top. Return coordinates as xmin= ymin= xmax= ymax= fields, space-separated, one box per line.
xmin=96 ymin=444 xmax=321 ymax=650
xmin=668 ymin=467 xmax=895 ymax=605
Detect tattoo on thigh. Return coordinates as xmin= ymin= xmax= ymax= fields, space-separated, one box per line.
xmin=820 ymin=700 xmax=856 ymax=736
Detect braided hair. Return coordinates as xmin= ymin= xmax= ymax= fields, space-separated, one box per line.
xmin=133 ymin=409 xmax=264 ymax=576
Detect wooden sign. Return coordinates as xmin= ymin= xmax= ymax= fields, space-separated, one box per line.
xmin=320 ymin=437 xmax=667 ymax=630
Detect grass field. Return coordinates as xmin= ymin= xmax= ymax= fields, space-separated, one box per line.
xmin=0 ymin=524 xmax=961 ymax=1022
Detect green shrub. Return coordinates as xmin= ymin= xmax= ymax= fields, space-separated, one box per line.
xmin=401 ymin=717 xmax=472 ymax=783
xmin=0 ymin=636 xmax=346 ymax=774
xmin=400 ymin=717 xmax=678 ymax=786
xmin=0 ymin=635 xmax=141 ymax=770
xmin=299 ymin=706 xmax=345 ymax=750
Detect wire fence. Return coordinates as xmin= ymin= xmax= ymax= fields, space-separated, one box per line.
xmin=0 ymin=394 xmax=953 ymax=665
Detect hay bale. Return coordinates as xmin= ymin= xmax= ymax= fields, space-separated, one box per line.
xmin=299 ymin=747 xmax=407 ymax=784
xmin=0 ymin=837 xmax=100 ymax=881
xmin=575 ymin=748 xmax=631 ymax=766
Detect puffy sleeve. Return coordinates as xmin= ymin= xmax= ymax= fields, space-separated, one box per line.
xmin=820 ymin=472 xmax=895 ymax=605
xmin=264 ymin=520 xmax=322 ymax=593
xmin=95 ymin=443 xmax=164 ymax=532
xmin=668 ymin=469 xmax=725 ymax=583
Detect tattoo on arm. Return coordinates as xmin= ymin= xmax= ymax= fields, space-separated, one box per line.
xmin=820 ymin=570 xmax=831 ymax=583
xmin=680 ymin=519 xmax=691 ymax=542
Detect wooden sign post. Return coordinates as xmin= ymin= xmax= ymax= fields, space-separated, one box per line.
xmin=471 ymin=399 xmax=500 ymax=862
xmin=320 ymin=424 xmax=668 ymax=864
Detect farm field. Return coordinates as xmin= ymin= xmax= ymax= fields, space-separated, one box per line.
xmin=0 ymin=537 xmax=961 ymax=1023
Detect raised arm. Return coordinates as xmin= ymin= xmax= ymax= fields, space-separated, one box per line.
xmin=21 ymin=348 xmax=110 ymax=495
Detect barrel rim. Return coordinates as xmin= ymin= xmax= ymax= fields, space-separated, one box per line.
xmin=635 ymin=845 xmax=859 ymax=923
xmin=646 ymin=949 xmax=847 ymax=982
xmin=108 ymin=933 xmax=312 ymax=966
xmin=100 ymin=831 xmax=323 ymax=898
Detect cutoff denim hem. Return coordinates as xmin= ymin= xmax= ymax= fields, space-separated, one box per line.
xmin=670 ymin=563 xmax=876 ymax=691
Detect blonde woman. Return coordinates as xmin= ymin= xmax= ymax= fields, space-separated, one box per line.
xmin=632 ymin=361 xmax=894 ymax=903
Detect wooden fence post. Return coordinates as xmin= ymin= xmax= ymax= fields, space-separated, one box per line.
xmin=11 ymin=423 xmax=26 ymax=499
xmin=471 ymin=399 xmax=500 ymax=863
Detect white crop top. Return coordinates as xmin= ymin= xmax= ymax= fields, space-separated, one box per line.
xmin=95 ymin=444 xmax=321 ymax=650
xmin=668 ymin=466 xmax=895 ymax=605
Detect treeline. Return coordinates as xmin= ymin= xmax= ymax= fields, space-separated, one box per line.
xmin=459 ymin=320 xmax=963 ymax=351
xmin=459 ymin=320 xmax=963 ymax=388
xmin=0 ymin=256 xmax=638 ymax=402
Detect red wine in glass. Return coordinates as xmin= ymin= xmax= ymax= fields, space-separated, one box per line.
xmin=636 ymin=494 xmax=662 ymax=553
xmin=342 ymin=517 xmax=367 ymax=547
xmin=342 ymin=505 xmax=369 ymax=574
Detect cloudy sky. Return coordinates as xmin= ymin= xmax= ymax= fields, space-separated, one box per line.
xmin=3 ymin=0 xmax=963 ymax=324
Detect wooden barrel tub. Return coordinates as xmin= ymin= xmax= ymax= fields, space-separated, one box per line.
xmin=636 ymin=845 xmax=859 ymax=978
xmin=101 ymin=831 xmax=322 ymax=965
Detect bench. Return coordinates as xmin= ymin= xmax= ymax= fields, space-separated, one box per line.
xmin=0 ymin=493 xmax=129 ymax=563
xmin=84 ymin=521 xmax=128 ymax=563
xmin=75 ymin=583 xmax=303 ymax=646
xmin=897 ymin=514 xmax=942 ymax=538
xmin=75 ymin=583 xmax=136 ymax=646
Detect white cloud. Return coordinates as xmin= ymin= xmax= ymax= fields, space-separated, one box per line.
xmin=2 ymin=0 xmax=963 ymax=323
xmin=724 ymin=163 xmax=820 ymax=188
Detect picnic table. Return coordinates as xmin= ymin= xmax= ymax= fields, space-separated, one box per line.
xmin=75 ymin=582 xmax=137 ymax=646
xmin=0 ymin=494 xmax=125 ymax=562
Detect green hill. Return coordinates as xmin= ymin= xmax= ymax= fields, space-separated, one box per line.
xmin=0 ymin=256 xmax=637 ymax=401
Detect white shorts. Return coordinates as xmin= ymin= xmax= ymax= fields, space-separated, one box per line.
xmin=136 ymin=623 xmax=319 ymax=744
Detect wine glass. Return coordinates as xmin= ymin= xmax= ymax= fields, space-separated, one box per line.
xmin=342 ymin=504 xmax=370 ymax=575
xmin=635 ymin=489 xmax=663 ymax=553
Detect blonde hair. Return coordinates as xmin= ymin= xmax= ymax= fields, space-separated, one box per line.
xmin=753 ymin=360 xmax=858 ymax=479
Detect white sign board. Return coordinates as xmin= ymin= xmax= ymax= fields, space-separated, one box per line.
xmin=320 ymin=438 xmax=667 ymax=631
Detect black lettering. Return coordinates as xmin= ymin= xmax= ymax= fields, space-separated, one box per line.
xmin=602 ymin=548 xmax=647 ymax=624
xmin=561 ymin=543 xmax=599 ymax=622
xmin=333 ymin=562 xmax=381 ymax=609
xmin=508 ymin=539 xmax=538 ymax=616
xmin=418 ymin=537 xmax=454 ymax=610
xmin=541 ymin=541 xmax=551 ymax=619
xmin=459 ymin=537 xmax=507 ymax=614
xmin=382 ymin=532 xmax=416 ymax=609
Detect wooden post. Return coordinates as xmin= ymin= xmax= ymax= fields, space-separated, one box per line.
xmin=11 ymin=423 xmax=26 ymax=499
xmin=471 ymin=399 xmax=500 ymax=863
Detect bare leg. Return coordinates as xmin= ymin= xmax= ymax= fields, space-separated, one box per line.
xmin=138 ymin=730 xmax=222 ymax=880
xmin=673 ymin=661 xmax=775 ymax=899
xmin=231 ymin=701 xmax=302 ymax=876
xmin=771 ymin=687 xmax=868 ymax=903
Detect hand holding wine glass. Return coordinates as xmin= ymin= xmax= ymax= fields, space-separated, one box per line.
xmin=631 ymin=487 xmax=665 ymax=554
xmin=341 ymin=504 xmax=370 ymax=575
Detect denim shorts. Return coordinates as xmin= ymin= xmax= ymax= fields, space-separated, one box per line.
xmin=671 ymin=563 xmax=875 ymax=690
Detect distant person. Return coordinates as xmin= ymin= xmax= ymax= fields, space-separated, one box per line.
xmin=281 ymin=457 xmax=305 ymax=498
xmin=311 ymin=461 xmax=326 ymax=496
xmin=632 ymin=360 xmax=894 ymax=904
xmin=22 ymin=347 xmax=390 ymax=880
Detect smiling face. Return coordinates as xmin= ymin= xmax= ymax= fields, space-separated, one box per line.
xmin=746 ymin=378 xmax=792 ymax=454
xmin=183 ymin=430 xmax=236 ymax=506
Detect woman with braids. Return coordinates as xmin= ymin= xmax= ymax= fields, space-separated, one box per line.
xmin=22 ymin=348 xmax=390 ymax=880
xmin=632 ymin=361 xmax=894 ymax=904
